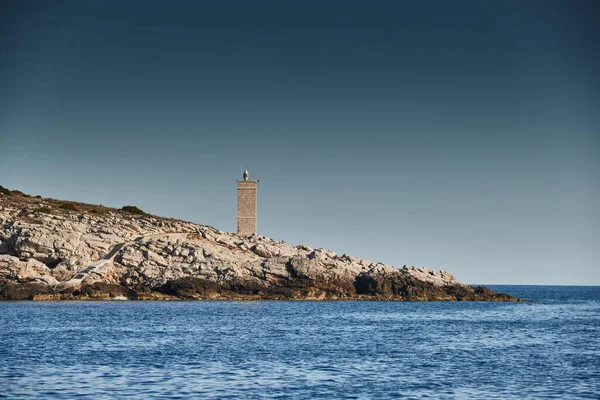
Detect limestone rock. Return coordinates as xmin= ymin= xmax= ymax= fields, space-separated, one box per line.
xmin=0 ymin=194 xmax=520 ymax=301
xmin=0 ymin=254 xmax=58 ymax=285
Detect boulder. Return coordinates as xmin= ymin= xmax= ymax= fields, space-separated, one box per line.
xmin=0 ymin=194 xmax=520 ymax=301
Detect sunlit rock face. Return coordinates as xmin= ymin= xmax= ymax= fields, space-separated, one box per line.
xmin=0 ymin=194 xmax=518 ymax=301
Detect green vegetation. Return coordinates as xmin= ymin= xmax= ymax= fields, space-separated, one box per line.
xmin=1 ymin=185 xmax=148 ymax=218
xmin=59 ymin=203 xmax=78 ymax=211
xmin=121 ymin=205 xmax=146 ymax=215
xmin=0 ymin=185 xmax=36 ymax=197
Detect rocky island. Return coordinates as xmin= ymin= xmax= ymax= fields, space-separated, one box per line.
xmin=0 ymin=186 xmax=519 ymax=301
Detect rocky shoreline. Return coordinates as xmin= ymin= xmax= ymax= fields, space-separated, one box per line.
xmin=0 ymin=275 xmax=517 ymax=302
xmin=0 ymin=188 xmax=521 ymax=302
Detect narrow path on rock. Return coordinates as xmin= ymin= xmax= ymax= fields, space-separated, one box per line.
xmin=63 ymin=232 xmax=192 ymax=287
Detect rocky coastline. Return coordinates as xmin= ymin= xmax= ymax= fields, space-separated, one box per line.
xmin=0 ymin=187 xmax=520 ymax=301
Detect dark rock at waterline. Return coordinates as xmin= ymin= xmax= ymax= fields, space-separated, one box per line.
xmin=0 ymin=193 xmax=521 ymax=302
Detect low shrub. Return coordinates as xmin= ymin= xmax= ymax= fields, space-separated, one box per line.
xmin=121 ymin=205 xmax=146 ymax=215
xmin=33 ymin=206 xmax=52 ymax=214
xmin=0 ymin=186 xmax=32 ymax=197
xmin=59 ymin=203 xmax=78 ymax=211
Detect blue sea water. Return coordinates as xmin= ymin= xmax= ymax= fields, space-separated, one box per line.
xmin=0 ymin=286 xmax=599 ymax=399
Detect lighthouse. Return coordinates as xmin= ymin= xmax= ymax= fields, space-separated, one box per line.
xmin=237 ymin=170 xmax=258 ymax=235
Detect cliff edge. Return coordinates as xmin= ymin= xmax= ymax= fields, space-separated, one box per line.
xmin=0 ymin=187 xmax=519 ymax=301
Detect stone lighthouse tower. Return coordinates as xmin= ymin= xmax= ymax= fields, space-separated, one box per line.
xmin=237 ymin=170 xmax=258 ymax=236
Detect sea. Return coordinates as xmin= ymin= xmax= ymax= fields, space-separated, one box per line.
xmin=0 ymin=286 xmax=598 ymax=399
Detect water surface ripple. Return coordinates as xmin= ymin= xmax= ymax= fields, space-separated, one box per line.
xmin=1 ymin=286 xmax=598 ymax=399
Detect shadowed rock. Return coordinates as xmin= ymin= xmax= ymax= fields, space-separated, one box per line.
xmin=0 ymin=193 xmax=521 ymax=301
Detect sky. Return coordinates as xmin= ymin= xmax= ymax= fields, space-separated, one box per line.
xmin=1 ymin=0 xmax=599 ymax=285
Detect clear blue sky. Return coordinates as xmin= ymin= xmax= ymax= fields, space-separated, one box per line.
xmin=1 ymin=0 xmax=598 ymax=284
